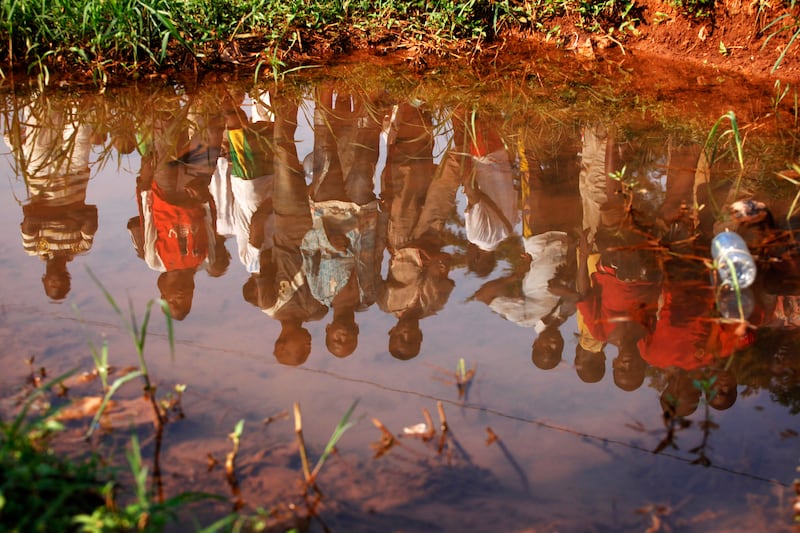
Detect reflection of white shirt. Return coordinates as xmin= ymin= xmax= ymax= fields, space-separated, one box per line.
xmin=210 ymin=157 xmax=274 ymax=273
xmin=488 ymin=231 xmax=568 ymax=331
xmin=464 ymin=148 xmax=519 ymax=251
xmin=6 ymin=100 xmax=93 ymax=206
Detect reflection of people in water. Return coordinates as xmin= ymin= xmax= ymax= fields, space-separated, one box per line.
xmin=469 ymin=123 xmax=581 ymax=371
xmin=659 ymin=364 xmax=739 ymax=418
xmin=459 ymin=112 xmax=520 ymax=278
xmin=7 ymin=93 xmax=99 ymax=300
xmin=300 ymin=86 xmax=383 ymax=358
xmin=637 ymin=278 xmax=757 ymax=372
xmin=211 ymin=88 xmax=275 ymax=277
xmin=250 ymin=93 xmax=327 ymax=366
xmin=129 ymin=89 xmax=230 ymax=320
xmin=377 ymin=100 xmax=456 ymax=360
xmin=575 ymin=125 xmax=659 ymax=391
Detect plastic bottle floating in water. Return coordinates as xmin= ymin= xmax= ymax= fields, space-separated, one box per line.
xmin=711 ymin=230 xmax=757 ymax=289
xmin=716 ymin=285 xmax=755 ymax=319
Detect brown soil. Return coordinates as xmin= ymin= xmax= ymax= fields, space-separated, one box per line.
xmin=618 ymin=0 xmax=800 ymax=82
xmin=371 ymin=1 xmax=800 ymax=85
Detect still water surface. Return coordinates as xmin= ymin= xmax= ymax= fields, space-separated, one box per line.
xmin=0 ymin=62 xmax=798 ymax=531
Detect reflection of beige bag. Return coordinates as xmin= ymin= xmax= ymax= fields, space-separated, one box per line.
xmin=774 ymin=295 xmax=800 ymax=327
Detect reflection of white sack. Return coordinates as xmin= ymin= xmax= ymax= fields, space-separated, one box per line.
xmin=489 ymin=231 xmax=568 ymax=330
xmin=210 ymin=156 xmax=274 ymax=273
xmin=464 ymin=148 xmax=519 ymax=251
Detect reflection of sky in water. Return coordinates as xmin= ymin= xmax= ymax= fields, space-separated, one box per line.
xmin=0 ymin=85 xmax=796 ymax=531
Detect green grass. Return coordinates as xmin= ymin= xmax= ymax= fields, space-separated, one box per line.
xmin=0 ymin=0 xmax=665 ymax=81
xmin=0 ymin=373 xmax=107 ymax=532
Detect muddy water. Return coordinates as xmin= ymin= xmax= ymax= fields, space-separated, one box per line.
xmin=0 ymin=61 xmax=798 ymax=532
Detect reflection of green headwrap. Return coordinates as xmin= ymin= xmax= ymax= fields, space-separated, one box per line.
xmin=227 ymin=127 xmax=273 ymax=180
xmin=227 ymin=128 xmax=255 ymax=179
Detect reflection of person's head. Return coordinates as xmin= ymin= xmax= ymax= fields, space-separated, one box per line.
xmin=660 ymin=371 xmax=701 ymax=418
xmin=708 ymin=369 xmax=738 ymax=411
xmin=326 ymin=320 xmax=359 ymax=358
xmin=43 ymin=258 xmax=71 ymax=301
xmin=274 ymin=323 xmax=312 ymax=366
xmin=612 ymin=343 xmax=646 ymax=391
xmin=389 ymin=318 xmax=422 ymax=360
xmin=157 ymin=269 xmax=195 ymax=321
xmin=466 ymin=243 xmax=496 ymax=278
xmin=575 ymin=345 xmax=606 ymax=383
xmin=531 ymin=326 xmax=564 ymax=370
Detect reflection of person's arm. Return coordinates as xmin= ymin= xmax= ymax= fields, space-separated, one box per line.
xmin=140 ymin=189 xmax=165 ymax=271
xmin=471 ymin=273 xmax=523 ymax=304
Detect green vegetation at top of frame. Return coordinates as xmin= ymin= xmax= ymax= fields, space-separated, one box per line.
xmin=1 ymin=0 xmax=776 ymax=81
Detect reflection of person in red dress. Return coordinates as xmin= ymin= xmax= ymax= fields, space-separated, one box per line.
xmin=637 ymin=279 xmax=757 ymax=372
xmin=641 ymin=275 xmax=755 ymax=416
xmin=130 ymin=90 xmax=230 ymax=320
xmin=576 ymin=224 xmax=661 ymax=391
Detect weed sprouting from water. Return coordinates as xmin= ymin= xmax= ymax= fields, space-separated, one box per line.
xmin=83 ymin=269 xmax=175 ymax=437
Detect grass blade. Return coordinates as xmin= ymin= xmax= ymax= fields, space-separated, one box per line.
xmin=310 ymin=399 xmax=360 ymax=480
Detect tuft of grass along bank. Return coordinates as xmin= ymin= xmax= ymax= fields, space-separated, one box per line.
xmin=1 ymin=0 xmax=800 ymax=82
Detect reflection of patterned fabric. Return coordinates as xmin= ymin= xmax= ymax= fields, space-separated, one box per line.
xmin=262 ymin=235 xmax=327 ymax=322
xmin=21 ymin=203 xmax=97 ymax=259
xmin=226 ymin=125 xmax=273 ymax=180
xmin=26 ymin=172 xmax=91 ymax=207
xmin=488 ymin=231 xmax=568 ymax=331
xmin=300 ymin=199 xmax=379 ymax=307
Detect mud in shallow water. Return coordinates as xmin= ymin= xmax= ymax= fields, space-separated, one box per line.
xmin=0 ymin=58 xmax=799 ymax=532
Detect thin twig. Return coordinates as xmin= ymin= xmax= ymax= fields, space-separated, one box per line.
xmin=294 ymin=402 xmax=312 ymax=484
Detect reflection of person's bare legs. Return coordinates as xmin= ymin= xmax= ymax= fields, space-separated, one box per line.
xmin=273 ymin=97 xmax=311 ymax=243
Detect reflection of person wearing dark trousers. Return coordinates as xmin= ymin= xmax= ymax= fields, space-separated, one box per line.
xmin=256 ymin=94 xmax=327 ymax=366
